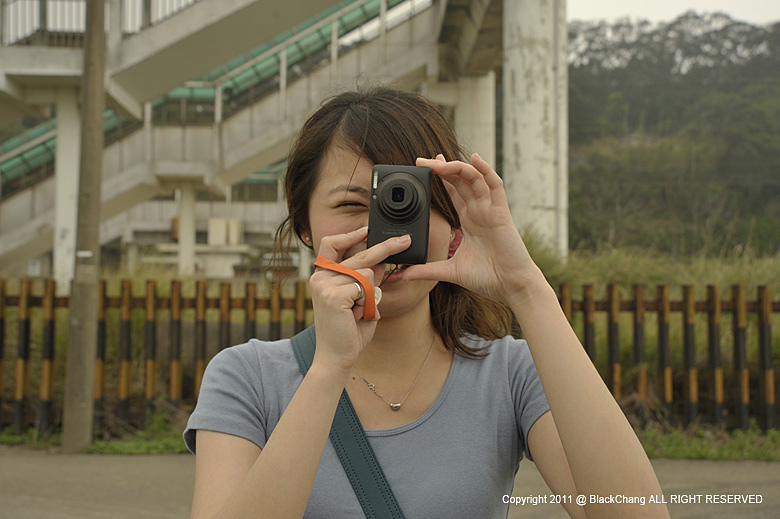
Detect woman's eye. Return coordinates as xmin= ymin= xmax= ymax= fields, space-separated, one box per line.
xmin=338 ymin=202 xmax=365 ymax=208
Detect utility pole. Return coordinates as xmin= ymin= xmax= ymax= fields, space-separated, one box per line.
xmin=62 ymin=0 xmax=106 ymax=453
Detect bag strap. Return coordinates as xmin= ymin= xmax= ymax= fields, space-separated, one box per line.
xmin=291 ymin=326 xmax=405 ymax=519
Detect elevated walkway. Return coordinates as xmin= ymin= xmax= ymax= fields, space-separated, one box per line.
xmin=0 ymin=0 xmax=340 ymax=123
xmin=0 ymin=0 xmax=442 ymax=274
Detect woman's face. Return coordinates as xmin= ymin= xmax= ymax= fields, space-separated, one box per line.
xmin=304 ymin=144 xmax=452 ymax=317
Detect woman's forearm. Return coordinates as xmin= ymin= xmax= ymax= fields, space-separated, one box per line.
xmin=507 ymin=269 xmax=669 ymax=518
xmin=215 ymin=363 xmax=347 ymax=519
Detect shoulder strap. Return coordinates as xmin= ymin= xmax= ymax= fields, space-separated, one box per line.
xmin=291 ymin=326 xmax=405 ymax=519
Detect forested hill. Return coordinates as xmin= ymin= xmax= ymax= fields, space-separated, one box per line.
xmin=567 ymin=12 xmax=780 ymax=256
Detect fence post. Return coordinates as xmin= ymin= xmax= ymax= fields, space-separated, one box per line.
xmin=295 ymin=281 xmax=307 ymax=334
xmin=758 ymin=286 xmax=775 ymax=430
xmin=270 ymin=282 xmax=281 ymax=341
xmin=118 ymin=279 xmax=132 ymax=421
xmin=14 ymin=279 xmax=31 ymax=435
xmin=244 ymin=282 xmax=256 ymax=342
xmin=560 ymin=284 xmax=572 ymax=323
xmin=582 ymin=284 xmax=595 ymax=361
xmin=732 ymin=284 xmax=749 ymax=430
xmin=707 ymin=285 xmax=723 ymax=428
xmin=219 ymin=282 xmax=231 ymax=351
xmin=633 ymin=284 xmax=647 ymax=402
xmin=95 ymin=279 xmax=107 ymax=429
xmin=683 ymin=285 xmax=698 ymax=425
xmin=144 ymin=280 xmax=157 ymax=419
xmin=0 ymin=280 xmax=5 ymax=427
xmin=707 ymin=285 xmax=724 ymax=428
xmin=194 ymin=280 xmax=207 ymax=399
xmin=607 ymin=284 xmax=621 ymax=400
xmin=657 ymin=285 xmax=672 ymax=420
xmin=169 ymin=280 xmax=182 ymax=404
xmin=38 ymin=279 xmax=56 ymax=433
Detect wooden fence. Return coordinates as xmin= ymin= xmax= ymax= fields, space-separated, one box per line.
xmin=0 ymin=279 xmax=777 ymax=435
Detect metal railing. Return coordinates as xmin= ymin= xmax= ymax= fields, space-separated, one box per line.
xmin=0 ymin=280 xmax=776 ymax=434
xmin=0 ymin=0 xmax=201 ymax=46
xmin=0 ymin=0 xmax=433 ymax=200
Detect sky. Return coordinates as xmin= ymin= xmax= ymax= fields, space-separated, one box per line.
xmin=567 ymin=0 xmax=779 ymax=26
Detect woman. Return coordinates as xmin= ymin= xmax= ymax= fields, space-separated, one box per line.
xmin=185 ymin=87 xmax=669 ymax=519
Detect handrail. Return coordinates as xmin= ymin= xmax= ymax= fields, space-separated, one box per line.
xmin=0 ymin=128 xmax=56 ymax=165
xmin=0 ymin=0 xmax=431 ymax=199
xmin=185 ymin=0 xmax=374 ymax=88
xmin=0 ymin=0 xmax=202 ymax=47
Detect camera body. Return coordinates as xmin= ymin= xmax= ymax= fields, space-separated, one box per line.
xmin=367 ymin=165 xmax=432 ymax=265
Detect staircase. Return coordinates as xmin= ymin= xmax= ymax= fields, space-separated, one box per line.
xmin=0 ymin=0 xmax=440 ymax=273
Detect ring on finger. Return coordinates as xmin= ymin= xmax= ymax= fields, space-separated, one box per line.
xmin=354 ymin=282 xmax=364 ymax=301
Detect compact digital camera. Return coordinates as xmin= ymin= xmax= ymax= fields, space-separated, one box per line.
xmin=367 ymin=165 xmax=432 ymax=265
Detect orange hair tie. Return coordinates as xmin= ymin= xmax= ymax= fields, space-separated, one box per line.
xmin=313 ymin=256 xmax=376 ymax=320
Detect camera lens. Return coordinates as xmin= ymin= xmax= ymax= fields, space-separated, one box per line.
xmin=375 ymin=173 xmax=425 ymax=224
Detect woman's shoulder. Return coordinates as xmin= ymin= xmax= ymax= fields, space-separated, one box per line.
xmin=458 ymin=334 xmax=540 ymax=388
xmin=459 ymin=334 xmax=532 ymax=362
xmin=204 ymin=337 xmax=299 ymax=382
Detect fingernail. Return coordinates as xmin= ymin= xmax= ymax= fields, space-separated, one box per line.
xmin=355 ymin=226 xmax=368 ymax=233
xmin=396 ymin=235 xmax=411 ymax=244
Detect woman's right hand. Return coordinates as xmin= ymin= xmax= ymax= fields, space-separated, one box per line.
xmin=309 ymin=226 xmax=411 ymax=377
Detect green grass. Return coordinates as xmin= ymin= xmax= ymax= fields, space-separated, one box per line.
xmin=639 ymin=423 xmax=780 ymax=461
xmin=83 ymin=402 xmax=190 ymax=455
xmin=4 ymin=418 xmax=778 ymax=461
xmin=0 ymin=404 xmax=189 ymax=454
xmin=0 ymin=426 xmax=61 ymax=448
xmin=2 ymin=248 xmax=778 ymax=458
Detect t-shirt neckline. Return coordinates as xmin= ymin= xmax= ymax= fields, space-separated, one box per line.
xmin=363 ymin=353 xmax=461 ymax=437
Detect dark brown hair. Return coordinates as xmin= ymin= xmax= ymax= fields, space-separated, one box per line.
xmin=275 ymin=87 xmax=512 ymax=358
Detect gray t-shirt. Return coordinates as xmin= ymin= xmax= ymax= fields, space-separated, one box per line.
xmin=184 ymin=333 xmax=550 ymax=518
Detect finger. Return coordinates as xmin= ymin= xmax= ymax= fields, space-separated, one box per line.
xmin=418 ymin=157 xmax=490 ymax=199
xmin=439 ymin=172 xmax=482 ymax=209
xmin=470 ymin=152 xmax=505 ymax=192
xmin=353 ymin=267 xmax=378 ymax=296
xmin=440 ymin=176 xmax=468 ymax=214
xmin=351 ymin=276 xmax=382 ymax=321
xmin=352 ymin=281 xmax=365 ymax=303
xmin=341 ymin=234 xmax=412 ymax=271
xmin=317 ymin=226 xmax=368 ymax=262
xmin=399 ymin=259 xmax=457 ymax=285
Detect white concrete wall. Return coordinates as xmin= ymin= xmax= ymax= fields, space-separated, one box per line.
xmin=1 ymin=3 xmax=441 ymax=272
xmin=502 ymin=0 xmax=568 ymax=258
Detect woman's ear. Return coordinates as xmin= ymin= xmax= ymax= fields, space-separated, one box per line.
xmin=448 ymin=228 xmax=463 ymax=259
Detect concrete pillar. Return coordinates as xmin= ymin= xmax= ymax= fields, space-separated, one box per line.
xmin=107 ymin=0 xmax=121 ymax=65
xmin=453 ymin=72 xmax=496 ymax=166
xmin=298 ymin=244 xmax=313 ymax=280
xmin=502 ymin=0 xmax=568 ymax=258
xmin=126 ymin=242 xmax=138 ymax=275
xmin=421 ymin=73 xmax=496 ymax=165
xmin=53 ymin=88 xmax=81 ymax=294
xmin=178 ymin=184 xmax=196 ymax=276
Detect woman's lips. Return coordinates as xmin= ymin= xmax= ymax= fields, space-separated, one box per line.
xmin=380 ymin=264 xmax=409 ymax=285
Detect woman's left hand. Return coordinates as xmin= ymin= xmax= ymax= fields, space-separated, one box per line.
xmin=400 ymin=153 xmax=543 ymax=305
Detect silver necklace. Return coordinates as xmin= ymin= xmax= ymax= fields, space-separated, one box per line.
xmin=353 ymin=333 xmax=436 ymax=411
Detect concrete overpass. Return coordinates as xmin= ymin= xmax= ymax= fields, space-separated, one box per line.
xmin=0 ymin=0 xmax=568 ymax=288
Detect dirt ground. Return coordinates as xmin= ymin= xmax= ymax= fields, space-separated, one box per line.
xmin=1 ymin=444 xmax=778 ymax=518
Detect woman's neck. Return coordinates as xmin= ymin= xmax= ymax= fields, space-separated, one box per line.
xmin=355 ymin=298 xmax=440 ymax=374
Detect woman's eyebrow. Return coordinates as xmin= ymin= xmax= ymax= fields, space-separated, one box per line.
xmin=328 ymin=185 xmax=370 ymax=197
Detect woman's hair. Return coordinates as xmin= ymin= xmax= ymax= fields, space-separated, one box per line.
xmin=275 ymin=86 xmax=512 ymax=358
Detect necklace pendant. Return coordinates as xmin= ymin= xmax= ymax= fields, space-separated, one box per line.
xmin=390 ymin=403 xmax=401 ymax=411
